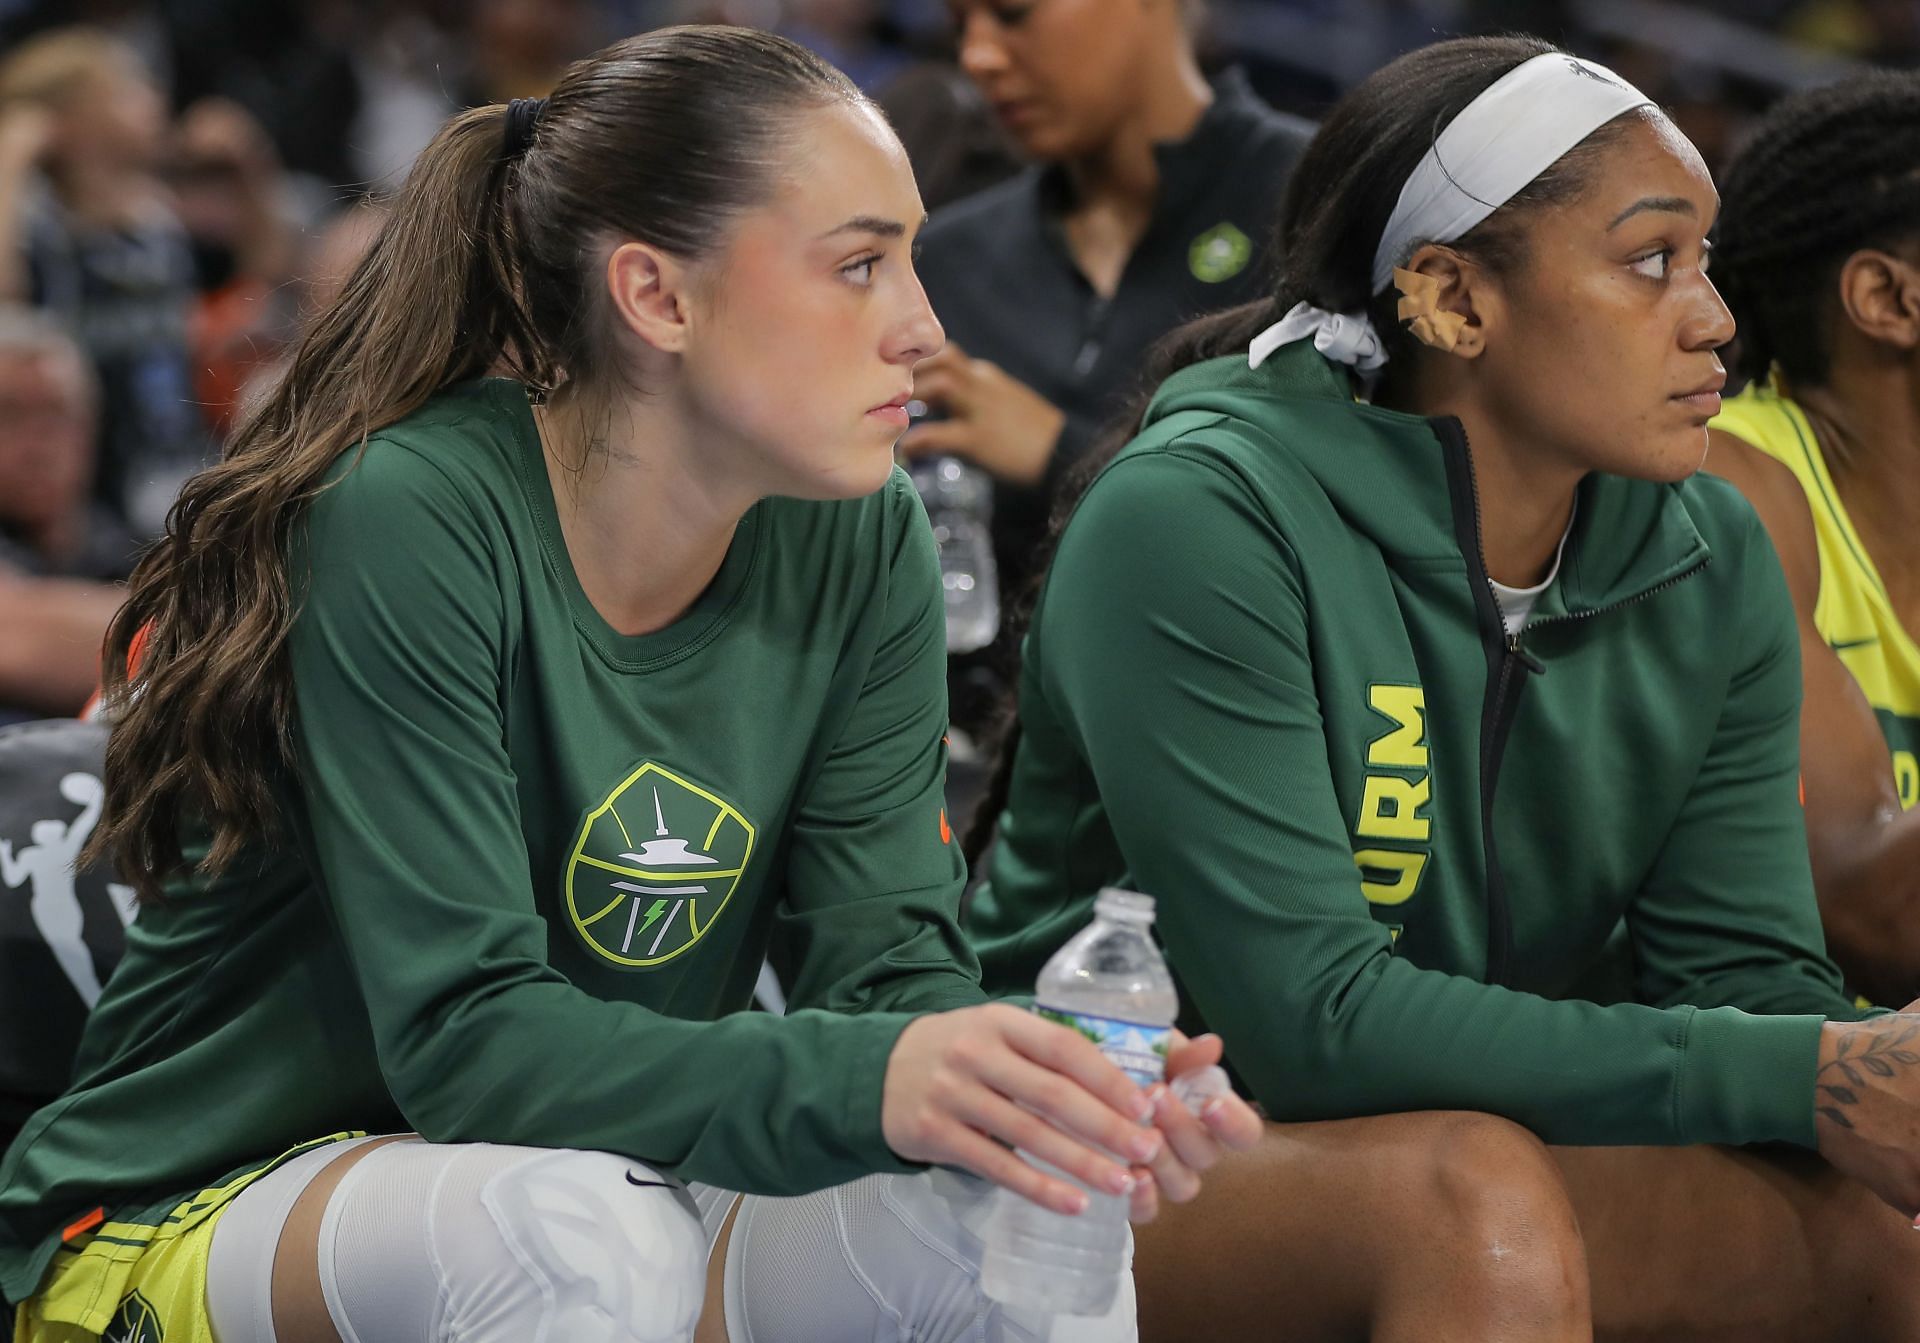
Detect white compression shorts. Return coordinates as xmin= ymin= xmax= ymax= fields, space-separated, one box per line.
xmin=205 ymin=1140 xmax=1136 ymax=1343
xmin=205 ymin=1138 xmax=708 ymax=1343
xmin=713 ymin=1167 xmax=1136 ymax=1343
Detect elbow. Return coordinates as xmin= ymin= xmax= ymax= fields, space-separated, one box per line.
xmin=381 ymin=1038 xmax=483 ymax=1144
xmin=386 ymin=1044 xmax=543 ymax=1147
xmin=1823 ymin=920 xmax=1918 ymax=1011
xmin=1226 ymin=954 xmax=1391 ymax=1120
xmin=376 ymin=983 xmax=538 ymax=1146
xmin=1815 ymin=853 xmax=1920 ymax=1006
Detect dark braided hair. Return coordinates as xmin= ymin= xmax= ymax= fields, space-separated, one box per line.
xmin=1715 ymin=71 xmax=1920 ymax=388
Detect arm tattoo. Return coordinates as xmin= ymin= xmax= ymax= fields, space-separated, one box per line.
xmin=1818 ymin=1020 xmax=1920 ymax=1129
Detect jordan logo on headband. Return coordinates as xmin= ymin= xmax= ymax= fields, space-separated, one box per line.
xmin=1563 ymin=57 xmax=1620 ymax=87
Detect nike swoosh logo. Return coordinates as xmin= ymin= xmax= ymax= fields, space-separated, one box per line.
xmin=1831 ymin=636 xmax=1879 ymax=652
xmin=625 ymin=1171 xmax=673 ymax=1189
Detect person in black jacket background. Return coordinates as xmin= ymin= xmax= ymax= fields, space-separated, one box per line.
xmin=903 ymin=0 xmax=1311 ymax=733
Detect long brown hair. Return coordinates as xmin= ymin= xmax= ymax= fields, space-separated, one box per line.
xmin=90 ymin=27 xmax=863 ymax=899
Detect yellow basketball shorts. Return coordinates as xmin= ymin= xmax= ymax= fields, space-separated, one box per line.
xmin=11 ymin=1134 xmax=359 ymax=1343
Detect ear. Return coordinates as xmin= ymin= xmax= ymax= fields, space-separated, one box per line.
xmin=1396 ymin=243 xmax=1490 ymax=360
xmin=1836 ymin=248 xmax=1920 ymax=353
xmin=604 ymin=241 xmax=698 ymax=355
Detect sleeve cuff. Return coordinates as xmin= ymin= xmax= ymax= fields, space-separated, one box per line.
xmin=841 ymin=1012 xmax=927 ymax=1175
xmin=1676 ymin=1007 xmax=1824 ymax=1147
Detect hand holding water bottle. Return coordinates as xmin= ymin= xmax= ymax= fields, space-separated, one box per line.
xmin=881 ymin=1001 xmax=1165 ymax=1216
xmin=879 ymin=1003 xmax=1255 ymax=1223
xmin=964 ymin=889 xmax=1260 ymax=1315
xmin=1146 ymin=1032 xmax=1253 ymax=1205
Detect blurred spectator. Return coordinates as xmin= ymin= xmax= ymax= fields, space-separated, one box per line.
xmin=904 ymin=0 xmax=1311 ymax=728
xmin=161 ymin=0 xmax=362 ymax=188
xmin=0 ymin=27 xmax=210 ymax=551
xmin=294 ymin=196 xmax=388 ymax=318
xmin=170 ymin=99 xmax=293 ymax=292
xmin=347 ymin=8 xmax=465 ymax=189
xmin=875 ymin=61 xmax=1021 ymax=211
xmin=780 ymin=0 xmax=911 ymax=90
xmin=234 ymin=196 xmax=388 ymax=419
xmin=168 ymin=96 xmax=299 ymax=438
xmin=1786 ymin=0 xmax=1920 ymax=64
xmin=0 ymin=0 xmax=169 ymax=76
xmin=456 ymin=0 xmax=598 ymax=105
xmin=0 ymin=307 xmax=125 ymax=723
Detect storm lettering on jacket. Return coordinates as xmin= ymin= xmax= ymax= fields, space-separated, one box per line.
xmin=1353 ymin=684 xmax=1432 ymax=911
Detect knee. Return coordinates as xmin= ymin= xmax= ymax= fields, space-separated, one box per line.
xmin=730 ymin=1171 xmax=1072 ymax=1343
xmin=1794 ymin=1157 xmax=1920 ymax=1340
xmin=323 ymin=1143 xmax=710 ymax=1343
xmin=1408 ymin=1114 xmax=1590 ymax=1329
xmin=455 ymin=1147 xmax=709 ymax=1343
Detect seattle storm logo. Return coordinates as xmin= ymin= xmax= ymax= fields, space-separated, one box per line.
xmin=105 ymin=1291 xmax=162 ymax=1342
xmin=564 ymin=762 xmax=755 ymax=970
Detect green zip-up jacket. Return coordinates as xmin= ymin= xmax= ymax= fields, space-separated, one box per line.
xmin=0 ymin=380 xmax=983 ymax=1307
xmin=971 ymin=341 xmax=1862 ymax=1149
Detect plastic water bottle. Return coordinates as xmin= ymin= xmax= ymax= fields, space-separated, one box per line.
xmin=980 ymin=888 xmax=1178 ymax=1316
xmin=908 ymin=455 xmax=1000 ymax=654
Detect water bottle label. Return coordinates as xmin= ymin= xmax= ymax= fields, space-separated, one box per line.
xmin=1033 ymin=1005 xmax=1170 ymax=1089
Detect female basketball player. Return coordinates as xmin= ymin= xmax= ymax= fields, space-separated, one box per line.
xmin=969 ymin=37 xmax=1920 ymax=1341
xmin=1705 ymin=73 xmax=1920 ymax=1007
xmin=0 ymin=27 xmax=1261 ymax=1343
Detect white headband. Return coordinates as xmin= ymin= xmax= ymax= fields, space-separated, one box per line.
xmin=1250 ymin=52 xmax=1655 ymax=375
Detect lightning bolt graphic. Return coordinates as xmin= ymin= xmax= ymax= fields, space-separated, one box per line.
xmin=635 ymin=898 xmax=670 ymax=940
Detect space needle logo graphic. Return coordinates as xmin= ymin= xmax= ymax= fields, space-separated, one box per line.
xmin=564 ymin=762 xmax=755 ymax=970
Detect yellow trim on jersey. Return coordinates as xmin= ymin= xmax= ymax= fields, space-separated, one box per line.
xmin=1713 ymin=383 xmax=1920 ymax=729
xmin=11 ymin=1134 xmax=360 ymax=1343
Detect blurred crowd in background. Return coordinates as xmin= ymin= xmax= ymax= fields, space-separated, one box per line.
xmin=0 ymin=0 xmax=1911 ymax=726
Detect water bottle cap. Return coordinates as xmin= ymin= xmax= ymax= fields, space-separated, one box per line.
xmin=1093 ymin=888 xmax=1156 ymax=925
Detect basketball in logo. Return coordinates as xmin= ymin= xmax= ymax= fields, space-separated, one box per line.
xmin=564 ymin=762 xmax=754 ymax=970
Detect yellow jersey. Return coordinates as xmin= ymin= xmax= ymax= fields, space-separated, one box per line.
xmin=1713 ymin=383 xmax=1920 ymax=808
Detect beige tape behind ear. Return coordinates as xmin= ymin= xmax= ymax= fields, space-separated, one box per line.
xmin=1394 ymin=267 xmax=1468 ymax=352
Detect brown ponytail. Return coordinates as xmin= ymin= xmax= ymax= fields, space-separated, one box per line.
xmin=88 ymin=27 xmax=864 ymax=897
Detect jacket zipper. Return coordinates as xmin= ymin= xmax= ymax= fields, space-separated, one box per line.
xmin=1519 ymin=558 xmax=1712 ymax=636
xmin=1433 ymin=417 xmax=1712 ymax=986
xmin=1434 ymin=416 xmax=1536 ymax=988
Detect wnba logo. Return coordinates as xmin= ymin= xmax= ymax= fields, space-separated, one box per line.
xmin=563 ymin=762 xmax=755 ymax=970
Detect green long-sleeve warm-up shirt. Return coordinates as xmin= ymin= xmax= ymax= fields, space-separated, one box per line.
xmin=0 ymin=380 xmax=983 ymax=1306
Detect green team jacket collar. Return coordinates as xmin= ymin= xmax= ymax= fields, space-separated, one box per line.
xmin=1142 ymin=341 xmax=1711 ymax=618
